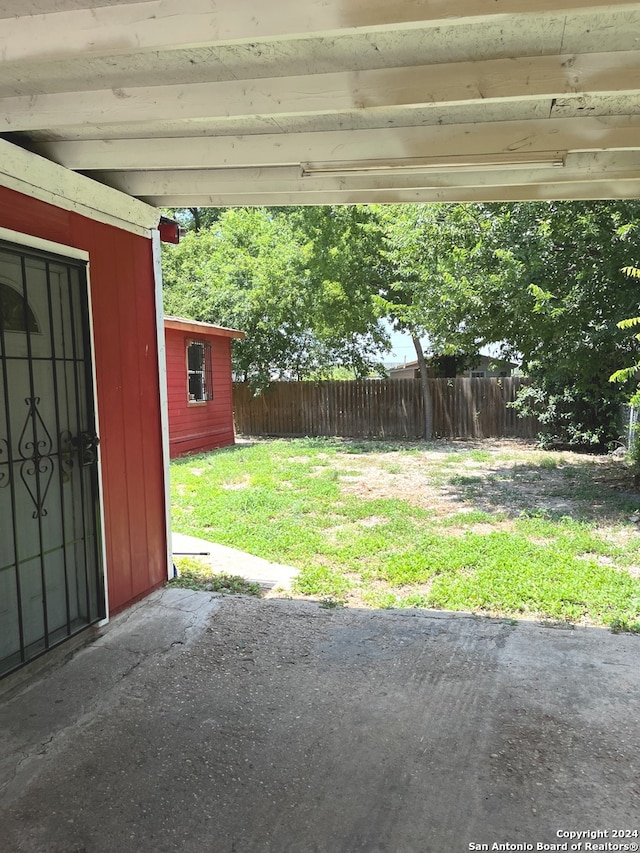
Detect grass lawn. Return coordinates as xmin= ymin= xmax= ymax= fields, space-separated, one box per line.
xmin=170 ymin=437 xmax=640 ymax=630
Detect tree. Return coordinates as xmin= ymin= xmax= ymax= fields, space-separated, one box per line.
xmin=371 ymin=200 xmax=640 ymax=447
xmin=162 ymin=207 xmax=224 ymax=232
xmin=161 ymin=207 xmax=388 ymax=386
xmin=374 ymin=203 xmax=513 ymax=439
xmin=285 ymin=206 xmax=391 ymax=375
xmin=609 ymin=265 xmax=640 ymax=467
xmin=482 ymin=203 xmax=640 ymax=448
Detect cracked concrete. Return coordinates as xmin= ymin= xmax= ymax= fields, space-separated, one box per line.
xmin=0 ymin=589 xmax=639 ymax=853
xmin=0 ymin=589 xmax=221 ymax=810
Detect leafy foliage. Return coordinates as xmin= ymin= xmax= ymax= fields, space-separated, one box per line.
xmin=510 ymin=380 xmax=621 ymax=448
xmin=162 ymin=206 xmax=224 ymax=232
xmin=375 ymin=203 xmax=508 ymax=353
xmin=609 ymin=266 xmax=640 ymax=405
xmin=370 ymin=203 xmax=516 ymax=436
xmin=161 ymin=207 xmax=387 ymax=386
xmin=379 ymin=201 xmax=640 ymax=449
xmin=485 ymin=203 xmax=640 ymax=448
xmin=609 ymin=265 xmax=640 ymax=467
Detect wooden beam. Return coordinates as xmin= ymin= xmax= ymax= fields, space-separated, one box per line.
xmin=133 ymin=179 xmax=640 ymax=206
xmin=90 ymin=152 xmax=640 ymax=196
xmin=35 ymin=116 xmax=640 ymax=171
xmin=5 ymin=52 xmax=640 ymax=132
xmin=3 ymin=0 xmax=640 ymax=64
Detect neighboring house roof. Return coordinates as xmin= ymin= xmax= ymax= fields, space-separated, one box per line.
xmin=388 ymin=360 xmax=420 ymax=372
xmin=388 ymin=354 xmax=518 ymax=374
xmin=164 ymin=316 xmax=245 ymax=339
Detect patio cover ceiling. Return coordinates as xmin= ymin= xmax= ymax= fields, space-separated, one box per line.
xmin=2 ymin=0 xmax=640 ymax=207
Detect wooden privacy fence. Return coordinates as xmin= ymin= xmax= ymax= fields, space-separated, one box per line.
xmin=233 ymin=378 xmax=539 ymax=440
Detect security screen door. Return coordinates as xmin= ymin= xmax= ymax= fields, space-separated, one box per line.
xmin=0 ymin=241 xmax=104 ymax=677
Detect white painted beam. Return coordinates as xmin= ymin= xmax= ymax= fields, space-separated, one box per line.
xmin=134 ymin=179 xmax=640 ymax=206
xmin=127 ymin=165 xmax=640 ymax=194
xmin=35 ymin=116 xmax=640 ymax=171
xmin=90 ymin=152 xmax=640 ymax=197
xmin=2 ymin=0 xmax=640 ymax=64
xmin=5 ymin=52 xmax=640 ymax=132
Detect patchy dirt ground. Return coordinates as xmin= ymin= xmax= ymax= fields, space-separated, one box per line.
xmin=332 ymin=438 xmax=639 ymax=523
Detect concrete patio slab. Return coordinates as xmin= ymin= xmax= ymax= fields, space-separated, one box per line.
xmin=172 ymin=531 xmax=299 ymax=590
xmin=0 ymin=589 xmax=638 ymax=853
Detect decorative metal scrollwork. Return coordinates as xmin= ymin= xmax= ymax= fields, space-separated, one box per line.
xmin=0 ymin=437 xmax=9 ymax=489
xmin=18 ymin=396 xmax=55 ymax=519
xmin=59 ymin=429 xmax=75 ymax=483
xmin=9 ymin=400 xmax=99 ymax=518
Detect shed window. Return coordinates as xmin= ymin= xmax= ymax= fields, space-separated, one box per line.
xmin=187 ymin=340 xmax=213 ymax=402
xmin=471 ymin=370 xmax=485 ymax=378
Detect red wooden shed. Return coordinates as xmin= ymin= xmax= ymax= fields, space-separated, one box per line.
xmin=164 ymin=317 xmax=244 ymax=459
xmin=0 ymin=140 xmax=171 ymax=679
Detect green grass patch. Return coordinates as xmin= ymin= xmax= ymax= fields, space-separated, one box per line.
xmin=440 ymin=509 xmax=505 ymax=526
xmin=610 ymin=617 xmax=640 ymax=634
xmin=467 ymin=449 xmax=494 ymax=463
xmin=448 ymin=474 xmax=484 ymax=486
xmin=168 ymin=557 xmax=262 ymax=596
xmin=171 ymin=439 xmax=640 ymax=629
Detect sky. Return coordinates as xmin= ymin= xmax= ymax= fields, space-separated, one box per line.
xmin=382 ymin=322 xmax=513 ymax=367
xmin=385 ymin=325 xmax=417 ymax=364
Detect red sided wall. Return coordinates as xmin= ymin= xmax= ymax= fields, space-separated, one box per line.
xmin=165 ymin=326 xmax=236 ymax=458
xmin=0 ymin=185 xmax=167 ymax=614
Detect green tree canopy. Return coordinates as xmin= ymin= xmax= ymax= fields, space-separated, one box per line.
xmin=482 ymin=202 xmax=640 ymax=447
xmin=161 ymin=206 xmax=388 ymax=386
xmin=376 ymin=200 xmax=640 ymax=447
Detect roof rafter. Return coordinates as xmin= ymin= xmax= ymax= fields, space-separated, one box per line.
xmin=89 ymin=152 xmax=640 ymax=200
xmin=135 ymin=180 xmax=640 ymax=206
xmin=5 ymin=51 xmax=640 ymax=132
xmin=35 ymin=116 xmax=640 ymax=171
xmin=4 ymin=0 xmax=640 ymax=64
